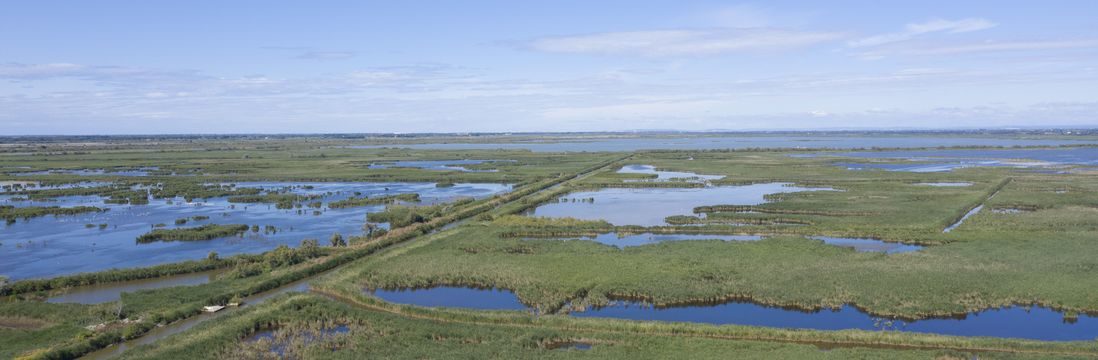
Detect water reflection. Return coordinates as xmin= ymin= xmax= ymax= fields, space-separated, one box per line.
xmin=526 ymin=233 xmax=920 ymax=253
xmin=617 ymin=164 xmax=723 ymax=183
xmin=370 ymin=286 xmax=527 ymax=310
xmin=370 ymin=286 xmax=1098 ymax=341
xmin=809 ymin=236 xmax=923 ymax=254
xmin=526 ymin=233 xmax=762 ymax=248
xmin=367 ymin=160 xmax=512 ymax=173
xmin=530 ymin=183 xmax=831 ymax=226
xmin=1 ymin=182 xmax=510 ymax=280
xmin=47 ymin=270 xmax=221 ymax=304
xmin=944 ymin=205 xmax=983 ymax=233
xmin=820 ymin=147 xmax=1098 ymax=173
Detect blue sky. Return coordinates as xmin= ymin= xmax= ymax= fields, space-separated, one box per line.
xmin=1 ymin=0 xmax=1096 ymax=134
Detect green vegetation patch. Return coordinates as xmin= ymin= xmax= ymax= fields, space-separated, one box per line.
xmin=1 ymin=205 xmax=105 ymax=224
xmin=327 ymin=193 xmax=420 ymax=209
xmin=136 ymin=224 xmax=251 ymax=243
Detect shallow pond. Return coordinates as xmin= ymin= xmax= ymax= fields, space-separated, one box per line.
xmin=810 ymin=236 xmax=923 ymax=254
xmin=348 ymin=136 xmax=1098 ymax=152
xmin=833 ymin=161 xmax=1009 ymax=173
xmin=943 ymin=205 xmax=983 ymax=233
xmin=367 ymin=160 xmax=511 ymax=172
xmin=527 ymin=233 xmax=762 ymax=248
xmin=526 ymin=233 xmax=918 ymax=253
xmin=833 ymin=148 xmax=1098 ymax=166
xmin=823 ymin=147 xmax=1098 ymax=172
xmin=529 ymin=183 xmax=831 ymax=226
xmin=47 ymin=270 xmax=221 ymax=304
xmin=0 ymin=182 xmax=510 ymax=280
xmin=617 ymin=164 xmax=723 ymax=183
xmin=370 ymin=286 xmax=1098 ymax=341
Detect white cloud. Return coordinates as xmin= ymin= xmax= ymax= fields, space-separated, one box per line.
xmin=706 ymin=5 xmax=773 ymax=27
xmin=529 ymin=28 xmax=844 ymax=56
xmin=295 ymin=51 xmax=356 ymax=60
xmin=848 ymin=18 xmax=996 ymax=48
xmin=900 ymin=39 xmax=1098 ymax=55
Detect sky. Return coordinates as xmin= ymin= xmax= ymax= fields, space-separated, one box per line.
xmin=1 ymin=0 xmax=1097 ymax=134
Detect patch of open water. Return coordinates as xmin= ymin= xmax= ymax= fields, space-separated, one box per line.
xmin=367 ymin=160 xmax=512 ymax=173
xmin=1 ymin=182 xmax=510 ymax=280
xmin=529 ymin=183 xmax=832 ymax=226
xmin=370 ymin=286 xmax=1098 ymax=341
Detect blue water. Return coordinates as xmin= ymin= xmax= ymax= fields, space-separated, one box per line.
xmin=1 ymin=182 xmax=510 ymax=280
xmin=528 ymin=233 xmax=763 ymax=248
xmin=944 ymin=205 xmax=984 ymax=233
xmin=833 ymin=162 xmax=1008 ymax=173
xmin=530 ymin=183 xmax=833 ymax=226
xmin=46 ymin=270 xmax=219 ymax=304
xmin=810 ymin=237 xmax=923 ymax=254
xmin=371 ymin=286 xmax=1098 ymax=341
xmin=368 ymin=160 xmax=511 ymax=173
xmin=526 ymin=233 xmax=918 ymax=253
xmin=833 ymin=148 xmax=1098 ymax=166
xmin=807 ymin=147 xmax=1098 ymax=172
xmin=617 ymin=164 xmax=723 ymax=182
xmin=574 ymin=302 xmax=1098 ymax=341
xmin=348 ymin=136 xmax=1098 ymax=152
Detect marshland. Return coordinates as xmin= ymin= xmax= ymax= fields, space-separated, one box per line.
xmin=2 ymin=133 xmax=1098 ymax=359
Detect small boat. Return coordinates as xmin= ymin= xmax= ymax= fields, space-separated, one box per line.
xmin=202 ymin=305 xmax=226 ymax=313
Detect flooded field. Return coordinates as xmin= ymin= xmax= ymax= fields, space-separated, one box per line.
xmin=617 ymin=164 xmax=722 ymax=183
xmin=370 ymin=286 xmax=1098 ymax=341
xmin=367 ymin=160 xmax=512 ymax=172
xmin=526 ymin=233 xmax=762 ymax=248
xmin=370 ymin=287 xmax=527 ymax=310
xmin=823 ymin=147 xmax=1098 ymax=173
xmin=833 ymin=161 xmax=1010 ymax=173
xmin=529 ymin=183 xmax=832 ymax=226
xmin=349 ymin=136 xmax=1098 ymax=152
xmin=524 ymin=233 xmax=919 ymax=253
xmin=0 ymin=182 xmax=510 ymax=280
xmin=810 ymin=236 xmax=923 ymax=254
xmin=46 ymin=270 xmax=222 ymax=304
xmin=834 ymin=147 xmax=1098 ymax=166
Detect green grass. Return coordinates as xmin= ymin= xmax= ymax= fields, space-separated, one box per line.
xmin=135 ymin=224 xmax=251 ymax=243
